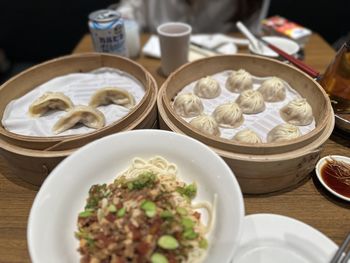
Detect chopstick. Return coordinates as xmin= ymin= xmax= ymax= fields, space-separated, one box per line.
xmin=330 ymin=232 xmax=350 ymax=263
xmin=254 ymin=35 xmax=320 ymax=79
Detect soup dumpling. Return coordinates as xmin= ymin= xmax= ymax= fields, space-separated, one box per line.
xmin=212 ymin=102 xmax=244 ymax=128
xmin=190 ymin=114 xmax=220 ymax=136
xmin=28 ymin=92 xmax=74 ymax=117
xmin=53 ymin=105 xmax=105 ymax=134
xmin=89 ymin=87 xmax=136 ymax=109
xmin=233 ymin=129 xmax=262 ymax=144
xmin=236 ymin=89 xmax=265 ymax=114
xmin=267 ymin=123 xmax=301 ymax=143
xmin=225 ymin=69 xmax=253 ymax=93
xmin=258 ymin=77 xmax=286 ymax=102
xmin=280 ymin=98 xmax=313 ymax=126
xmin=194 ymin=76 xmax=221 ymax=99
xmin=173 ymin=93 xmax=204 ymax=118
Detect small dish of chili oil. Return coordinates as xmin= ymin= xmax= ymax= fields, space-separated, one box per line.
xmin=315 ymin=155 xmax=350 ymax=202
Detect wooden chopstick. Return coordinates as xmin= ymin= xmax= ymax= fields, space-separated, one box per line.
xmin=255 ymin=35 xmax=320 ymax=79
xmin=330 ymin=232 xmax=350 ymax=263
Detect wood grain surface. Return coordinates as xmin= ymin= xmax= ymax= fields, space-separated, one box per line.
xmin=0 ymin=33 xmax=349 ymax=263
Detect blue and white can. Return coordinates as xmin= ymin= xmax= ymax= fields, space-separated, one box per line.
xmin=88 ymin=10 xmax=127 ymax=56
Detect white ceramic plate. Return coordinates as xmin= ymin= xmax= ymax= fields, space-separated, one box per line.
xmin=249 ymin=36 xmax=300 ymax=58
xmin=231 ymin=214 xmax=338 ymax=263
xmin=316 ymin=155 xmax=350 ymax=202
xmin=28 ymin=130 xmax=244 ymax=263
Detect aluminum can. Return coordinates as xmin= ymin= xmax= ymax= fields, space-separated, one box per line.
xmin=88 ymin=9 xmax=127 ymax=56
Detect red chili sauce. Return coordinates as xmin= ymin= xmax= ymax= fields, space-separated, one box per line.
xmin=321 ymin=159 xmax=350 ymax=198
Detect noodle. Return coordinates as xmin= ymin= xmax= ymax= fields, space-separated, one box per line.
xmin=76 ymin=156 xmax=215 ymax=263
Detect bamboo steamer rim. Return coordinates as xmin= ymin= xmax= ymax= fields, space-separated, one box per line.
xmin=157 ymin=75 xmax=335 ymax=161
xmin=159 ymin=54 xmax=333 ymax=153
xmin=0 ymin=53 xmax=156 ymax=145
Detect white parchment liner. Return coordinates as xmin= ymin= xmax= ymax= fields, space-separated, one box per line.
xmin=176 ymin=70 xmax=315 ymax=143
xmin=2 ymin=68 xmax=145 ymax=137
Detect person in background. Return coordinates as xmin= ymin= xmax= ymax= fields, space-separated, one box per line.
xmin=115 ymin=0 xmax=270 ymax=33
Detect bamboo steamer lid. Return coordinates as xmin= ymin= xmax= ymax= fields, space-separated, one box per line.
xmin=0 ymin=53 xmax=158 ymax=151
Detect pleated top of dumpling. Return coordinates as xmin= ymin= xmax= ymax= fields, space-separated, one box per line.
xmin=233 ymin=129 xmax=262 ymax=144
xmin=225 ymin=69 xmax=253 ymax=93
xmin=173 ymin=93 xmax=204 ymax=118
xmin=258 ymin=77 xmax=286 ymax=102
xmin=280 ymin=98 xmax=313 ymax=126
xmin=236 ymin=89 xmax=265 ymax=114
xmin=267 ymin=123 xmax=301 ymax=143
xmin=190 ymin=114 xmax=220 ymax=136
xmin=212 ymin=102 xmax=244 ymax=128
xmin=28 ymin=92 xmax=74 ymax=117
xmin=194 ymin=76 xmax=221 ymax=99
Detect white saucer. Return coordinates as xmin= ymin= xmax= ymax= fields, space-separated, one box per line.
xmin=315 ymin=155 xmax=350 ymax=202
xmin=249 ymin=36 xmax=300 ymax=58
xmin=231 ymin=214 xmax=338 ymax=263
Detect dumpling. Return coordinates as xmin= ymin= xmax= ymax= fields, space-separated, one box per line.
xmin=173 ymin=93 xmax=204 ymax=118
xmin=89 ymin=87 xmax=135 ymax=109
xmin=258 ymin=77 xmax=286 ymax=102
xmin=212 ymin=102 xmax=244 ymax=128
xmin=267 ymin=123 xmax=301 ymax=143
xmin=280 ymin=98 xmax=313 ymax=126
xmin=225 ymin=69 xmax=253 ymax=93
xmin=236 ymin=89 xmax=265 ymax=114
xmin=28 ymin=92 xmax=74 ymax=117
xmin=194 ymin=76 xmax=221 ymax=99
xmin=52 ymin=105 xmax=105 ymax=134
xmin=233 ymin=129 xmax=262 ymax=144
xmin=190 ymin=115 xmax=220 ymax=136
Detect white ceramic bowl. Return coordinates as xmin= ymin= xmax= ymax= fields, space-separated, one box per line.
xmin=315 ymin=155 xmax=350 ymax=202
xmin=232 ymin=214 xmax=338 ymax=263
xmin=27 ymin=130 xmax=245 ymax=263
xmin=249 ymin=36 xmax=300 ymax=58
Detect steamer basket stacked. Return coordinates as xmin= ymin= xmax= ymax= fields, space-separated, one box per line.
xmin=158 ymin=55 xmax=334 ymax=194
xmin=0 ymin=53 xmax=158 ymax=185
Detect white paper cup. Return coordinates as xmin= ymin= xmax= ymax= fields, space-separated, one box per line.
xmin=157 ymin=22 xmax=192 ymax=76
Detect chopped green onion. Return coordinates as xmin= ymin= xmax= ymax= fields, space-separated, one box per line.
xmin=151 ymin=253 xmax=169 ymax=263
xmin=160 ymin=210 xmax=174 ymax=219
xmin=176 ymin=183 xmax=197 ymax=199
xmin=199 ymin=238 xmax=208 ymax=249
xmin=181 ymin=217 xmax=195 ymax=230
xmin=108 ymin=204 xmax=117 ymax=213
xmin=157 ymin=235 xmax=179 ymax=250
xmin=117 ymin=207 xmax=126 ymax=217
xmin=141 ymin=200 xmax=157 ymax=217
xmin=79 ymin=210 xmax=93 ymax=218
xmin=176 ymin=207 xmax=188 ymax=216
xmin=86 ymin=237 xmax=95 ymax=248
xmin=183 ymin=229 xmax=198 ymax=240
xmin=124 ymin=172 xmax=157 ymax=190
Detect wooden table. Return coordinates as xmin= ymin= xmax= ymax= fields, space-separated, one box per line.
xmin=1 ymin=33 xmax=349 ymax=263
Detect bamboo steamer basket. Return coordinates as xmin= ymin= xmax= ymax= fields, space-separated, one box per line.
xmin=159 ymin=55 xmax=332 ymax=155
xmin=0 ymin=53 xmax=158 ymax=185
xmin=157 ymin=55 xmax=335 ymax=194
xmin=0 ymin=53 xmax=157 ymax=151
